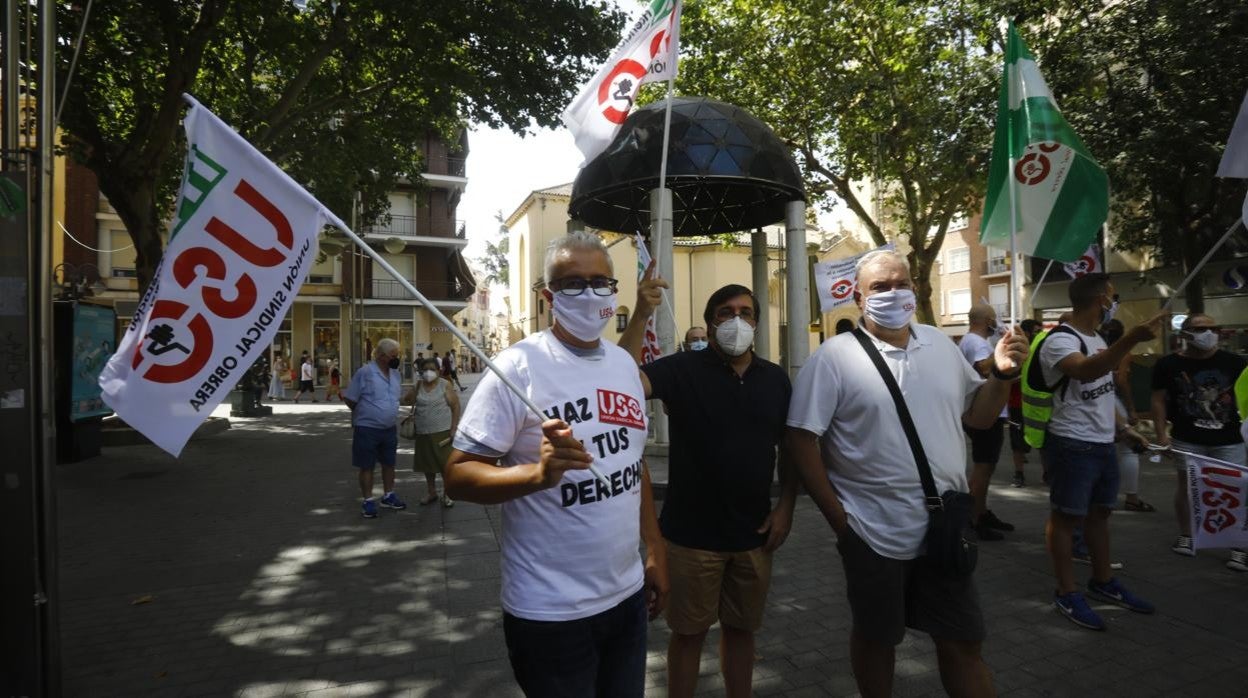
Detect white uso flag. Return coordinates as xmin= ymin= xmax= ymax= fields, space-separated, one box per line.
xmin=813 ymin=244 xmax=894 ymax=312
xmin=1185 ymin=450 xmax=1248 ymax=551
xmin=99 ymin=95 xmax=325 ymax=456
xmin=562 ymin=0 xmax=680 ymax=162
xmin=1061 ymin=243 xmax=1101 ymax=278
xmin=634 ymin=234 xmax=662 ymax=363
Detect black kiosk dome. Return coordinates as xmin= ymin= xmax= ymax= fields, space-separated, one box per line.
xmin=569 ymin=97 xmax=805 ymax=237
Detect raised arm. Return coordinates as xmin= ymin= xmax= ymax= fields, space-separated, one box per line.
xmin=618 ymin=260 xmax=668 ymax=363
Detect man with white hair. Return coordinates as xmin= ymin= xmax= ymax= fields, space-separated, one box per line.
xmin=344 ymin=338 xmax=408 ymax=518
xmin=786 ymin=249 xmax=1028 ymax=697
xmin=445 ymin=231 xmax=667 ymax=697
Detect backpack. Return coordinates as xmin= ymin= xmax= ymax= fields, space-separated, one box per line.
xmin=1019 ymin=325 xmax=1087 ymax=449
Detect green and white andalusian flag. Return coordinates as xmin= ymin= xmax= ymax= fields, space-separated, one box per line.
xmin=980 ymin=22 xmax=1107 ymax=262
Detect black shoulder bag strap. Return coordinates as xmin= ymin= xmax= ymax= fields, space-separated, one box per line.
xmin=851 ymin=328 xmax=943 ymax=512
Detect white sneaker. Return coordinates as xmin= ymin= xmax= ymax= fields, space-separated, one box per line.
xmin=1227 ymin=549 xmax=1248 ymax=572
xmin=441 ymin=494 xmax=454 ymax=508
xmin=1172 ymin=535 xmax=1195 ymax=557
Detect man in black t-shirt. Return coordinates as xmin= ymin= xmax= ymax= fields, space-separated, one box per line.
xmin=621 ymin=274 xmax=796 ymax=698
xmin=1150 ymin=312 xmax=1247 ymax=569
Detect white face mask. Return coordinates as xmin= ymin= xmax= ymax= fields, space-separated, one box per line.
xmin=1101 ymin=300 xmax=1118 ymax=324
xmin=552 ymin=291 xmax=617 ymax=342
xmin=689 ymin=339 xmax=708 ymax=351
xmin=862 ymin=289 xmax=917 ymax=330
xmin=714 ymin=317 xmax=755 ymax=357
xmin=1187 ymin=329 xmax=1218 ymax=352
xmin=421 ymin=370 xmax=438 ymax=382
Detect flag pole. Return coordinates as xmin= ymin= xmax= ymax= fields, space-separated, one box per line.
xmin=321 ymin=210 xmax=612 ymax=488
xmin=1162 ymin=218 xmax=1244 ymax=311
xmin=1032 ymin=259 xmax=1055 ymax=296
xmin=653 ymin=75 xmax=678 ymax=326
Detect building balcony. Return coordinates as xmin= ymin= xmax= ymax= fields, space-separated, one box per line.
xmin=369 ymin=278 xmax=473 ymax=303
xmin=422 ymin=155 xmax=467 ymax=190
xmin=984 ymin=257 xmax=1010 ymax=278
xmin=361 ymin=215 xmax=468 ymax=248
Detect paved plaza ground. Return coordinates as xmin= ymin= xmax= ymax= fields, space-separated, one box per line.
xmin=55 ymin=372 xmax=1248 ymax=696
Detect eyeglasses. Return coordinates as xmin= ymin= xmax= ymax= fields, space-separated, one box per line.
xmin=1186 ymin=326 xmax=1222 ymax=333
xmin=550 ymin=276 xmax=619 ymax=297
xmin=714 ymin=306 xmax=756 ymax=323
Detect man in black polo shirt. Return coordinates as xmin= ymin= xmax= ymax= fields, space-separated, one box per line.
xmin=621 ymin=276 xmax=796 ymax=698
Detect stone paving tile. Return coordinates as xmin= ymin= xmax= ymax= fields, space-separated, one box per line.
xmin=55 ymin=373 xmax=1248 ymax=696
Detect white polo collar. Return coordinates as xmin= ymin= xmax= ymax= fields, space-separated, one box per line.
xmin=858 ymin=321 xmax=931 ymax=351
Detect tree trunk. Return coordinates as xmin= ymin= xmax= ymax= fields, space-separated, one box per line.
xmin=98 ymin=173 xmax=163 ymax=295
xmin=910 ymin=249 xmax=937 ymax=325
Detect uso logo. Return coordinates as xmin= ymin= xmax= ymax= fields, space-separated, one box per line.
xmin=131 ymin=180 xmax=295 ymax=384
xmin=830 ymin=278 xmax=854 ymax=300
xmin=597 ymin=388 xmax=645 ymax=430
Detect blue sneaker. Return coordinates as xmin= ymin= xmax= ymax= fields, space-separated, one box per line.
xmin=362 ymin=499 xmax=378 ymax=519
xmin=380 ymin=492 xmax=407 ymax=510
xmin=1087 ymin=577 xmax=1155 ymax=614
xmin=1053 ymin=591 xmax=1106 ymax=631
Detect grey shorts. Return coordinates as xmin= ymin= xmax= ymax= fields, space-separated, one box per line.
xmin=836 ymin=527 xmax=985 ymax=646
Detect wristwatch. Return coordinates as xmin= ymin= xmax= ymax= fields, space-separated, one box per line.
xmin=991 ymin=365 xmax=1020 ymax=381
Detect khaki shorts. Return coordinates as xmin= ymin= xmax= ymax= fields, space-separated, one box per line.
xmin=664 ymin=541 xmax=772 ymax=635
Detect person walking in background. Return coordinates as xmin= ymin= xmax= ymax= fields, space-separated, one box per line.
xmin=293 ymin=356 xmax=318 ymax=403
xmin=445 ymin=349 xmax=466 ymax=391
xmin=344 ymin=339 xmax=408 ymax=519
xmin=1150 ymin=313 xmax=1247 ymax=570
xmin=325 ymin=361 xmax=343 ymax=402
xmin=1009 ymin=319 xmax=1043 ymax=487
xmin=959 ymin=304 xmax=1014 ymax=541
xmin=409 ymin=358 xmax=460 ymax=508
xmin=269 ymin=355 xmax=286 ymax=401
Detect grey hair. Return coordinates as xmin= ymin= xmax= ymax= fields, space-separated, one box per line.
xmin=544 ymin=230 xmax=613 ymax=286
xmin=855 ymin=249 xmax=910 ymax=282
xmin=374 ymin=338 xmax=400 ymax=358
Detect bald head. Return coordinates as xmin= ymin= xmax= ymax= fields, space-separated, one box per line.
xmin=967 ymin=304 xmax=997 ymax=335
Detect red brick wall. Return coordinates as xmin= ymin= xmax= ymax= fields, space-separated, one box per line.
xmin=62 ymin=160 xmax=99 ymax=268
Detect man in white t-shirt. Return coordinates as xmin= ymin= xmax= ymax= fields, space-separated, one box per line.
xmin=959 ymin=304 xmax=1014 ymax=541
xmin=1038 ymin=273 xmax=1162 ymax=631
xmin=445 ymin=231 xmax=667 ymax=697
xmin=786 ymin=250 xmax=1027 ymax=697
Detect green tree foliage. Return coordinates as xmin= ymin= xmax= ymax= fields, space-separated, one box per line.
xmin=481 ymin=210 xmax=510 ymax=287
xmin=56 ymin=0 xmax=624 ymax=289
xmin=1000 ymin=0 xmax=1248 ymax=311
xmin=677 ymin=0 xmax=999 ymax=322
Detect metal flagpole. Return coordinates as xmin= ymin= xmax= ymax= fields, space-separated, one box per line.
xmin=1033 ymin=259 xmax=1055 ymax=295
xmin=653 ymin=76 xmax=678 ymax=325
xmin=322 ymin=210 xmax=612 ymax=488
xmin=1162 ymin=218 xmax=1244 ymax=311
xmin=1007 ymin=156 xmax=1021 ymax=328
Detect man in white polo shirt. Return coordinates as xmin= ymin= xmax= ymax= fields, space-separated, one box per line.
xmin=786 ymin=250 xmax=1027 ymax=697
xmin=445 ymin=231 xmax=667 ymax=697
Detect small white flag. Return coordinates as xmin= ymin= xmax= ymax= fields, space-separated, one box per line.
xmin=1061 ymin=243 xmax=1102 ymax=279
xmin=812 ymin=244 xmax=894 ymax=312
xmin=1216 ymin=89 xmax=1248 ymax=179
xmin=1184 ymin=450 xmax=1248 ymax=551
xmin=98 ymin=96 xmax=326 ymax=456
xmin=635 ymin=234 xmax=662 ymax=364
xmin=562 ymin=0 xmax=681 ymax=162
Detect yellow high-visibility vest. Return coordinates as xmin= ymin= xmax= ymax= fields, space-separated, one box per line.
xmin=1020 ymin=326 xmax=1086 ymax=449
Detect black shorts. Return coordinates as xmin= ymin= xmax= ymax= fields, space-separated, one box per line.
xmin=299 ymin=379 xmax=314 ymax=392
xmin=964 ymin=417 xmax=1005 ymax=464
xmin=836 ymin=527 xmax=985 ymax=645
xmin=1007 ymin=406 xmax=1029 ymax=453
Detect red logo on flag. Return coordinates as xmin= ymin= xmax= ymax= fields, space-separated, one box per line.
xmin=1014 ymin=152 xmax=1051 ymax=186
xmin=830 ymin=279 xmax=854 ymax=299
xmin=597 ymin=389 xmax=645 ymax=430
xmin=597 ymin=60 xmax=648 ymax=125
